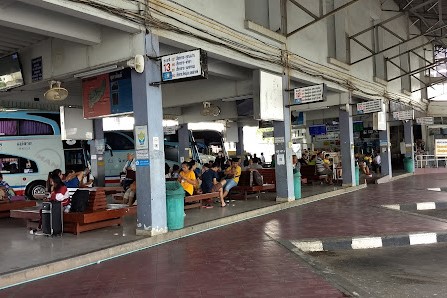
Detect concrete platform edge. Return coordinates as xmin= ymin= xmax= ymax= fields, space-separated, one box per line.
xmin=0 ymin=184 xmax=366 ymax=289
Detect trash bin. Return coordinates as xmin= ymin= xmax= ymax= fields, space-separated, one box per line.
xmin=165 ymin=181 xmax=185 ymax=230
xmin=403 ymin=157 xmax=414 ymax=173
xmin=293 ymin=171 xmax=301 ymax=200
xmin=355 ymin=165 xmax=360 ymax=186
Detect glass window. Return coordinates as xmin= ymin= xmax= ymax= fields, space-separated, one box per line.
xmin=18 ymin=120 xmax=53 ymax=135
xmin=0 ymin=154 xmax=38 ymax=174
xmin=0 ymin=120 xmax=18 ymax=136
xmin=105 ymin=132 xmax=134 ymax=150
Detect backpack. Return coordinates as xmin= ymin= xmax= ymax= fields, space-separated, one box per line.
xmin=252 ymin=170 xmax=264 ymax=186
xmin=70 ymin=189 xmax=90 ymax=212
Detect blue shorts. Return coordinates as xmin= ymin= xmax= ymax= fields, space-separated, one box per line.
xmin=224 ymin=179 xmax=237 ymax=192
xmin=65 ymin=178 xmax=80 ymax=188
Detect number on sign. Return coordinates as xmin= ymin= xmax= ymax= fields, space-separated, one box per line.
xmin=164 ymin=63 xmax=171 ymax=72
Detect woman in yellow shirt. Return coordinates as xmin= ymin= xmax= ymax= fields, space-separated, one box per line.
xmin=178 ymin=162 xmax=197 ymax=196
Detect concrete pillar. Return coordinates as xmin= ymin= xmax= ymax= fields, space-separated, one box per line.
xmin=404 ymin=120 xmax=415 ymax=171
xmin=177 ymin=124 xmax=190 ymax=163
xmin=379 ymin=123 xmax=392 ymax=177
xmin=90 ymin=119 xmax=105 ymax=187
xmin=339 ymin=108 xmax=355 ymax=186
xmin=236 ymin=126 xmax=244 ymax=156
xmin=274 ymin=74 xmax=294 ymax=202
xmin=131 ymin=33 xmax=167 ymax=236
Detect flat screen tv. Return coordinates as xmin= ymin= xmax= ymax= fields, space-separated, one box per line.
xmin=0 ymin=52 xmax=24 ymax=91
xmin=309 ymin=125 xmax=327 ymax=136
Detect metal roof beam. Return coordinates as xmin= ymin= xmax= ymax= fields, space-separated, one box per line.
xmin=289 ymin=0 xmax=318 ymax=19
xmin=287 ymin=0 xmax=360 ymax=37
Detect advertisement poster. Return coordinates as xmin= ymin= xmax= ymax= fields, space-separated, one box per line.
xmin=82 ymin=74 xmax=111 ymax=119
xmin=110 ymin=68 xmax=133 ymax=115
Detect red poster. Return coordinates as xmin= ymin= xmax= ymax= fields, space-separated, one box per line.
xmin=82 ymin=74 xmax=111 ymax=119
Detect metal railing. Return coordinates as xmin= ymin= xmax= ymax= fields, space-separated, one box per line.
xmin=415 ymin=154 xmax=447 ymax=168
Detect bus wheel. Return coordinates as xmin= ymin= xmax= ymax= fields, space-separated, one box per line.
xmin=26 ymin=181 xmax=46 ymax=200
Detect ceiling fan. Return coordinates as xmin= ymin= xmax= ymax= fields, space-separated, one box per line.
xmin=200 ymin=101 xmax=221 ymax=117
xmin=44 ymin=81 xmax=68 ymax=101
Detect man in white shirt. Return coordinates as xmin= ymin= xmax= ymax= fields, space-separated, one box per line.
xmin=373 ymin=153 xmax=381 ymax=174
xmin=260 ymin=152 xmax=265 ymax=165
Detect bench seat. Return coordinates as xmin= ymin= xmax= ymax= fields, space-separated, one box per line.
xmin=230 ymin=171 xmax=276 ymax=200
xmin=0 ymin=200 xmax=37 ymax=218
xmin=184 ymin=192 xmax=220 ymax=209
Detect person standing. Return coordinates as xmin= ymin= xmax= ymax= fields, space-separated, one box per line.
xmin=260 ymin=152 xmax=265 ymax=166
xmin=215 ymin=151 xmax=226 ymax=170
xmin=122 ymin=153 xmax=136 ymax=190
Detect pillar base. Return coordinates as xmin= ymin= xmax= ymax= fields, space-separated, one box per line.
xmin=136 ymin=226 xmax=168 ymax=236
xmin=276 ymin=196 xmax=295 ymax=202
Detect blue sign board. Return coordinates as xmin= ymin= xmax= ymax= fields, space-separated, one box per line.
xmin=31 ymin=57 xmax=42 ymax=82
xmin=109 ymin=68 xmax=133 ymax=114
xmin=135 ymin=159 xmax=150 ymax=167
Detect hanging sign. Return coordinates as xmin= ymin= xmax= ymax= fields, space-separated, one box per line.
xmin=161 ymin=49 xmax=208 ymax=83
xmin=356 ymin=100 xmax=382 ymax=114
xmin=393 ymin=110 xmax=414 ymax=121
xmin=435 ymin=139 xmax=447 ymax=157
xmin=292 ymin=84 xmax=326 ymax=105
xmin=416 ymin=117 xmax=434 ymax=125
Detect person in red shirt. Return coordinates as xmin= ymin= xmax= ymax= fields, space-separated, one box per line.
xmin=49 ymin=173 xmax=70 ymax=212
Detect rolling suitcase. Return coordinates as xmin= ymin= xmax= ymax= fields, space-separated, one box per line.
xmin=41 ymin=201 xmax=63 ymax=236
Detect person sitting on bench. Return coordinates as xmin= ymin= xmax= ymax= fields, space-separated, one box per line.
xmin=178 ymin=161 xmax=197 ymax=196
xmin=123 ymin=181 xmax=136 ymax=206
xmin=63 ymin=169 xmax=85 ymax=188
xmin=221 ymin=157 xmax=242 ymax=201
xmin=201 ymin=162 xmax=227 ymax=207
xmin=316 ymin=152 xmax=333 ymax=185
xmin=0 ymin=173 xmax=15 ymax=201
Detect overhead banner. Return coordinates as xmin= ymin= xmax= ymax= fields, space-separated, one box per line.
xmin=416 ymin=117 xmax=434 ymax=125
xmin=357 ymin=100 xmax=382 ymax=114
xmin=393 ymin=110 xmax=414 ymax=121
xmin=82 ymin=73 xmax=111 ymax=119
xmin=253 ymin=70 xmax=284 ymax=121
xmin=292 ymin=84 xmax=326 ymax=105
xmin=161 ymin=49 xmax=208 ymax=83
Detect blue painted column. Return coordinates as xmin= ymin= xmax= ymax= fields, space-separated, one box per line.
xmin=339 ymin=107 xmax=355 ymax=186
xmin=131 ymin=33 xmax=167 ymax=236
xmin=379 ymin=123 xmax=392 ymax=177
xmin=404 ymin=120 xmax=415 ymax=172
xmin=273 ymin=74 xmax=294 ymax=202
xmin=90 ymin=119 xmax=105 ymax=186
xmin=236 ymin=126 xmax=244 ymax=156
xmin=177 ymin=124 xmax=190 ymax=163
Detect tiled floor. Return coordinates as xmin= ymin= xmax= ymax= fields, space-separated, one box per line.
xmin=4 ymin=173 xmax=447 ymax=297
xmin=0 ymin=184 xmax=341 ymax=276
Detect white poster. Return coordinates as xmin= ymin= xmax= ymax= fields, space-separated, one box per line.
xmin=134 ymin=125 xmax=148 ymax=150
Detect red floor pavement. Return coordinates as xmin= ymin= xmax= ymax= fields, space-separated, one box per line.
xmin=2 ymin=173 xmax=447 ymax=297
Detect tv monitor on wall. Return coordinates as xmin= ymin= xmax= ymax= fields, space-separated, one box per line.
xmin=0 ymin=52 xmax=24 ymax=91
xmin=309 ymin=125 xmax=327 ymax=136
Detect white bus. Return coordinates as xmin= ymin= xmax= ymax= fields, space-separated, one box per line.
xmin=0 ymin=111 xmax=63 ymax=198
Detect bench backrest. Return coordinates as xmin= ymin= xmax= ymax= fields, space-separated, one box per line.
xmin=258 ymin=169 xmax=276 ymax=185
xmin=300 ymin=165 xmax=317 ymax=176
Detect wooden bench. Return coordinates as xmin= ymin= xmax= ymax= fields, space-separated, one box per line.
xmin=184 ymin=192 xmax=220 ymax=209
xmin=0 ymin=200 xmax=37 ymax=218
xmin=258 ymin=168 xmax=276 ymax=192
xmin=10 ymin=188 xmax=135 ymax=235
xmin=300 ymin=165 xmax=327 ymax=184
xmin=230 ymin=171 xmax=275 ymax=200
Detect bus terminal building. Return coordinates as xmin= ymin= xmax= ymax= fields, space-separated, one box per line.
xmin=1 ymin=0 xmax=447 ymax=290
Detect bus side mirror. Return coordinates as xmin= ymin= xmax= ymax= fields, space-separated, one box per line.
xmin=106 ymin=144 xmax=113 ymax=157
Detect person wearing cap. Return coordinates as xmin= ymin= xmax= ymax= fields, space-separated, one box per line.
xmin=221 ymin=157 xmax=242 ymax=200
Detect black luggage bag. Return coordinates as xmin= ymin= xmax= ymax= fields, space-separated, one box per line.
xmin=42 ymin=201 xmax=63 ymax=236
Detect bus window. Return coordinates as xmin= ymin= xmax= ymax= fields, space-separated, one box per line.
xmin=104 ymin=132 xmax=134 ymax=150
xmin=0 ymin=154 xmax=38 ymax=174
xmin=0 ymin=119 xmax=18 ymax=136
xmin=18 ymin=120 xmax=53 ymax=135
